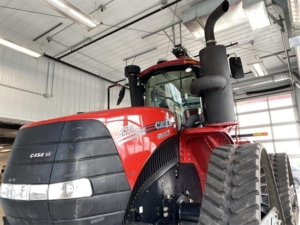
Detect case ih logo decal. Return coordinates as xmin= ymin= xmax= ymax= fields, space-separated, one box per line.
xmin=155 ymin=119 xmax=172 ymax=129
xmin=115 ymin=119 xmax=175 ymax=145
xmin=30 ymin=152 xmax=52 ymax=158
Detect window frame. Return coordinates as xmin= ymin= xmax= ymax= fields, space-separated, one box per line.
xmin=234 ymin=91 xmax=300 ymax=155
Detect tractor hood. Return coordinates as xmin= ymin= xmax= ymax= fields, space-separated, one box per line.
xmin=0 ymin=107 xmax=177 ymax=225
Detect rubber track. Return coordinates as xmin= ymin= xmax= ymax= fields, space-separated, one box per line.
xmin=269 ymin=153 xmax=299 ymax=225
xmin=199 ymin=144 xmax=261 ymax=225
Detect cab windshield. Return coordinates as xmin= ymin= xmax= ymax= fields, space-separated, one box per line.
xmin=144 ymin=69 xmax=201 ymax=128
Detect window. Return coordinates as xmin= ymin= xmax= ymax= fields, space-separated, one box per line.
xmin=236 ymin=98 xmax=268 ymax=113
xmin=275 ymin=141 xmax=300 ymax=155
xmin=268 ymin=93 xmax=293 ymax=108
xmin=144 ymin=69 xmax=201 ymax=129
xmin=270 ymin=108 xmax=295 ymax=123
xmin=235 ymin=92 xmax=300 ymax=156
xmin=273 ymin=125 xmax=298 ymax=139
xmin=238 ymin=112 xmax=270 ymax=127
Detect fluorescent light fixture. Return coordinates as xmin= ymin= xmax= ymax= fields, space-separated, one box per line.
xmin=248 ymin=61 xmax=268 ymax=77
xmin=0 ymin=149 xmax=11 ymax=153
xmin=39 ymin=0 xmax=100 ymax=30
xmin=0 ymin=38 xmax=41 ymax=58
xmin=243 ymin=0 xmax=270 ymax=30
xmin=0 ymin=146 xmax=3 ymax=149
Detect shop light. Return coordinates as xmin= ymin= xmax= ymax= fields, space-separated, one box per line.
xmin=0 ymin=38 xmax=41 ymax=58
xmin=248 ymin=61 xmax=268 ymax=77
xmin=39 ymin=0 xmax=100 ymax=30
xmin=185 ymin=67 xmax=192 ymax=72
xmin=243 ymin=0 xmax=270 ymax=30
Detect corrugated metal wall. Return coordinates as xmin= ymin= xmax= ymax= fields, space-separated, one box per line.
xmin=0 ymin=46 xmax=131 ymax=123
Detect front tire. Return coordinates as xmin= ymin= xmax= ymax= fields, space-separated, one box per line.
xmin=199 ymin=144 xmax=284 ymax=225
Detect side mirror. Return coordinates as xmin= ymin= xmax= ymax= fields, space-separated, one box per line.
xmin=117 ymin=86 xmax=126 ymax=105
xmin=229 ymin=57 xmax=244 ymax=79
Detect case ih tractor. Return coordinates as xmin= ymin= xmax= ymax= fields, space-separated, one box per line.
xmin=0 ymin=1 xmax=298 ymax=225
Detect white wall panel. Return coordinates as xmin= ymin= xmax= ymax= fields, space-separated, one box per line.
xmin=0 ymin=46 xmax=131 ymax=123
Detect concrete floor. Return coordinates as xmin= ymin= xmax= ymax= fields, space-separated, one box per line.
xmin=0 ymin=199 xmax=299 ymax=225
xmin=0 ymin=204 xmax=4 ymax=225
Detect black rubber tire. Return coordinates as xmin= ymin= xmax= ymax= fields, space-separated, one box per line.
xmin=199 ymin=143 xmax=283 ymax=225
xmin=269 ymin=153 xmax=299 ymax=225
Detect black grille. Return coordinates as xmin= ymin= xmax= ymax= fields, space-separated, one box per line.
xmin=124 ymin=136 xmax=179 ymax=223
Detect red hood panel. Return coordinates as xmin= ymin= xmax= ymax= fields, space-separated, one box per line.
xmin=22 ymin=107 xmax=178 ymax=188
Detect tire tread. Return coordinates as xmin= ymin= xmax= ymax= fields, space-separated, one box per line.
xmin=199 ymin=144 xmax=261 ymax=225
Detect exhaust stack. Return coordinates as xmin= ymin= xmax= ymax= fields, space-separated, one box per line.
xmin=204 ymin=1 xmax=229 ymax=46
xmin=190 ymin=0 xmax=235 ymax=124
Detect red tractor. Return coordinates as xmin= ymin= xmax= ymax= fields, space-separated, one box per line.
xmin=0 ymin=1 xmax=298 ymax=224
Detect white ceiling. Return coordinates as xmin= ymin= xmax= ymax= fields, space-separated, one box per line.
xmin=0 ymin=0 xmax=298 ymax=82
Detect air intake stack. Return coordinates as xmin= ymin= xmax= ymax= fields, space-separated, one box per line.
xmin=125 ymin=65 xmax=143 ymax=107
xmin=190 ymin=0 xmax=235 ymax=124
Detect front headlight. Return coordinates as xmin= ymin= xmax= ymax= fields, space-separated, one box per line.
xmin=29 ymin=185 xmax=48 ymax=200
xmin=48 ymin=178 xmax=92 ymax=200
xmin=0 ymin=183 xmax=30 ymax=200
xmin=0 ymin=178 xmax=92 ymax=201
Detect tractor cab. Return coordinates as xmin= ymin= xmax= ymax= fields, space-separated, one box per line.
xmin=120 ymin=44 xmax=205 ymax=130
xmin=139 ymin=58 xmax=202 ymax=129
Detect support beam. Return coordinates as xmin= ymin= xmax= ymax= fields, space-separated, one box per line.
xmin=123 ymin=47 xmax=157 ymax=61
xmin=276 ymin=55 xmax=287 ymax=66
xmin=272 ymin=0 xmax=300 ymax=47
xmin=163 ymin=30 xmax=175 ymax=45
xmin=141 ymin=20 xmax=182 ymax=39
xmin=58 ymin=0 xmax=182 ymax=59
xmin=268 ymin=12 xmax=284 ymax=31
xmin=260 ymin=50 xmax=291 ymax=59
xmin=43 ymin=54 xmax=116 ymax=84
xmin=33 ymin=23 xmax=63 ymax=41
